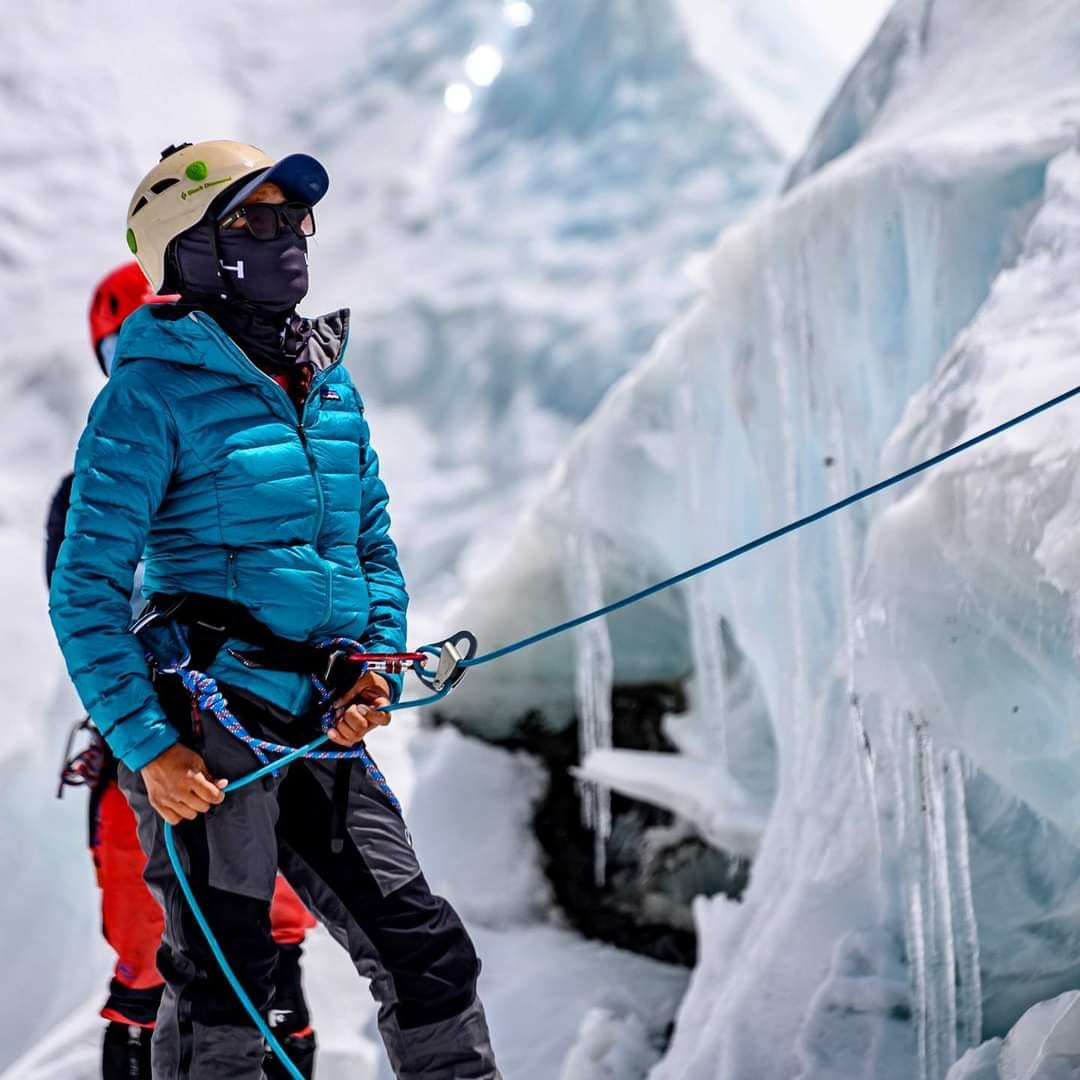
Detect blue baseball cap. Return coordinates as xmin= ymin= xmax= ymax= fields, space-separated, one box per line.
xmin=215 ymin=153 xmax=329 ymax=218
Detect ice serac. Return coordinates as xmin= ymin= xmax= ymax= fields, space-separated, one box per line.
xmin=440 ymin=1 xmax=1080 ymax=1077
xmin=859 ymin=146 xmax=1080 ymax=843
xmin=669 ymin=0 xmax=858 ymax=155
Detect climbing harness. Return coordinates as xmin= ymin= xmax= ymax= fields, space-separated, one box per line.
xmin=134 ymin=596 xmax=472 ymax=809
xmin=159 ymin=381 xmax=1080 ymax=1079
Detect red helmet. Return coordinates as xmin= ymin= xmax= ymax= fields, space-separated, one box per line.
xmin=88 ymin=261 xmax=176 ymax=375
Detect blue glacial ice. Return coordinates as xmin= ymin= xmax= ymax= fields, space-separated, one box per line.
xmin=440 ymin=1 xmax=1080 ymax=1076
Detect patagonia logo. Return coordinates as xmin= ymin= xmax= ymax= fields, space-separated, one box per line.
xmin=321 ymin=388 xmax=342 ymax=401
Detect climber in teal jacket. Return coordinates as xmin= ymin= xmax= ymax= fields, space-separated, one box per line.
xmin=48 ymin=141 xmax=500 ymax=1080
xmin=50 ymin=299 xmax=407 ymax=772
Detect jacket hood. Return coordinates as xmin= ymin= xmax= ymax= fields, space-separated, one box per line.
xmin=113 ymin=302 xmax=350 ymax=376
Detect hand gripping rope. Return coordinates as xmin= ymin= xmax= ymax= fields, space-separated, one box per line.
xmin=164 ymin=383 xmax=1080 ymax=1078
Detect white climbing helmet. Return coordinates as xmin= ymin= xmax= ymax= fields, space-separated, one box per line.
xmin=125 ymin=140 xmax=329 ymax=291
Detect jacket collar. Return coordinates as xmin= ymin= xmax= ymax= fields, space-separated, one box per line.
xmin=113 ymin=303 xmax=350 ymax=377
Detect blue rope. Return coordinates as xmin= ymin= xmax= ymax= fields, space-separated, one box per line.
xmin=228 ymin=684 xmax=453 ymax=794
xmin=461 ymin=383 xmax=1080 ymax=667
xmin=162 ymin=639 xmax=408 ymax=810
xmin=163 ymin=822 xmax=303 ymax=1077
xmin=163 ymin=380 xmax=1080 ymax=1076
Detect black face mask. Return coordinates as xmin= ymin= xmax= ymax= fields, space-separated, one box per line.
xmin=170 ymin=222 xmax=310 ymax=312
xmin=217 ymin=228 xmax=309 ymax=310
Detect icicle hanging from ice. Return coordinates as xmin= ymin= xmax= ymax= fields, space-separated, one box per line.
xmin=675 ymin=377 xmax=730 ymax=770
xmin=560 ymin=501 xmax=615 ymax=886
xmin=921 ymin=719 xmax=958 ymax=1079
xmin=684 ymin=578 xmax=728 ymax=764
xmin=943 ymin=750 xmax=982 ymax=1056
xmin=903 ymin=712 xmax=956 ymax=1080
xmin=894 ymin=713 xmax=982 ymax=1080
xmin=895 ymin=711 xmax=931 ymax=1080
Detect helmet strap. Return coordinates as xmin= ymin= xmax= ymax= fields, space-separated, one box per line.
xmin=205 ymin=218 xmax=231 ymax=303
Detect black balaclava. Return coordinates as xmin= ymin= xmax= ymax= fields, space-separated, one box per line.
xmin=168 ymin=218 xmax=311 ymax=370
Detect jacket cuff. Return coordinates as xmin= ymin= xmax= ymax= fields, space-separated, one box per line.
xmin=358 ymin=639 xmax=407 ymax=704
xmin=119 ymin=724 xmax=181 ymax=772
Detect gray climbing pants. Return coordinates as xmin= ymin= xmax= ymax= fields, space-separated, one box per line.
xmin=119 ymin=687 xmax=501 ymax=1080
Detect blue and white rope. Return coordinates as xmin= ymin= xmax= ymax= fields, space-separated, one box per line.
xmin=163 ymin=638 xmax=403 ymax=813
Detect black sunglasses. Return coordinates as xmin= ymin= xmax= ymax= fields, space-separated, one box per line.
xmin=219 ymin=201 xmax=316 ymax=241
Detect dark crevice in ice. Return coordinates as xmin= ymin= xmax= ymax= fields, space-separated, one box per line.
xmin=435 ymin=681 xmax=750 ymax=968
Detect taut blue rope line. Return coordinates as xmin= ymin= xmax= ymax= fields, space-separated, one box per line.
xmin=462 ymin=383 xmax=1080 ymax=668
xmin=163 ymin=381 xmax=1080 ymax=1078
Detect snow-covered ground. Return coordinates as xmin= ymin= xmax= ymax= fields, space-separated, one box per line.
xmin=0 ymin=0 xmax=878 ymax=1075
xmin=437 ymin=1 xmax=1080 ymax=1077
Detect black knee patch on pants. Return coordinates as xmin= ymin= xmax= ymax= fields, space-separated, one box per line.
xmin=380 ymin=876 xmax=482 ymax=1030
xmin=277 ymin=762 xmax=481 ymax=1028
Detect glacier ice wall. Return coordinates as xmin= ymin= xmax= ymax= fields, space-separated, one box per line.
xmin=858 ymin=148 xmax=1080 ymax=844
xmin=439 ymin=1 xmax=1080 ymax=1076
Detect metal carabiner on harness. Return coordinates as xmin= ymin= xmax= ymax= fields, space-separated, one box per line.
xmin=331 ymin=649 xmax=431 ymax=680
xmin=129 ymin=595 xmax=194 ymax=675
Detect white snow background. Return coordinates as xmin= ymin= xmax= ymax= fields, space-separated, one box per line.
xmin=17 ymin=1 xmax=1080 ymax=1079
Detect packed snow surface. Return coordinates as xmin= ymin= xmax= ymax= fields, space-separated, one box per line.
xmin=380 ymin=729 xmax=691 ymax=1080
xmin=440 ymin=1 xmax=1080 ymax=1078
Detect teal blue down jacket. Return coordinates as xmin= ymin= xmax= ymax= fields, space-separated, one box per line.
xmin=49 ymin=304 xmax=408 ymax=771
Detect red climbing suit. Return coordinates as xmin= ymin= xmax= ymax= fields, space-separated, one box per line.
xmin=92 ymin=776 xmax=316 ymax=1026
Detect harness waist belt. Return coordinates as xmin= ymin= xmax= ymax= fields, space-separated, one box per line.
xmin=151 ymin=593 xmax=338 ymax=678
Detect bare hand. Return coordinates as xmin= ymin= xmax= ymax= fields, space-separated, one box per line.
xmin=141 ymin=744 xmax=227 ymax=825
xmin=328 ymin=670 xmax=392 ymax=747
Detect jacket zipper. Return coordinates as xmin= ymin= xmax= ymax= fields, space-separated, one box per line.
xmin=190 ymin=308 xmax=332 ymax=527
xmin=193 ymin=313 xmax=338 ymax=614
xmin=297 ymin=420 xmax=326 ymax=538
xmin=297 ymin=411 xmax=333 ymax=624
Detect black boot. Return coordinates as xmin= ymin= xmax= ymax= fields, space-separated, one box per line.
xmin=264 ymin=942 xmax=317 ymax=1078
xmin=102 ymin=1021 xmax=153 ymax=1079
xmin=265 ymin=1030 xmax=317 ymax=1079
